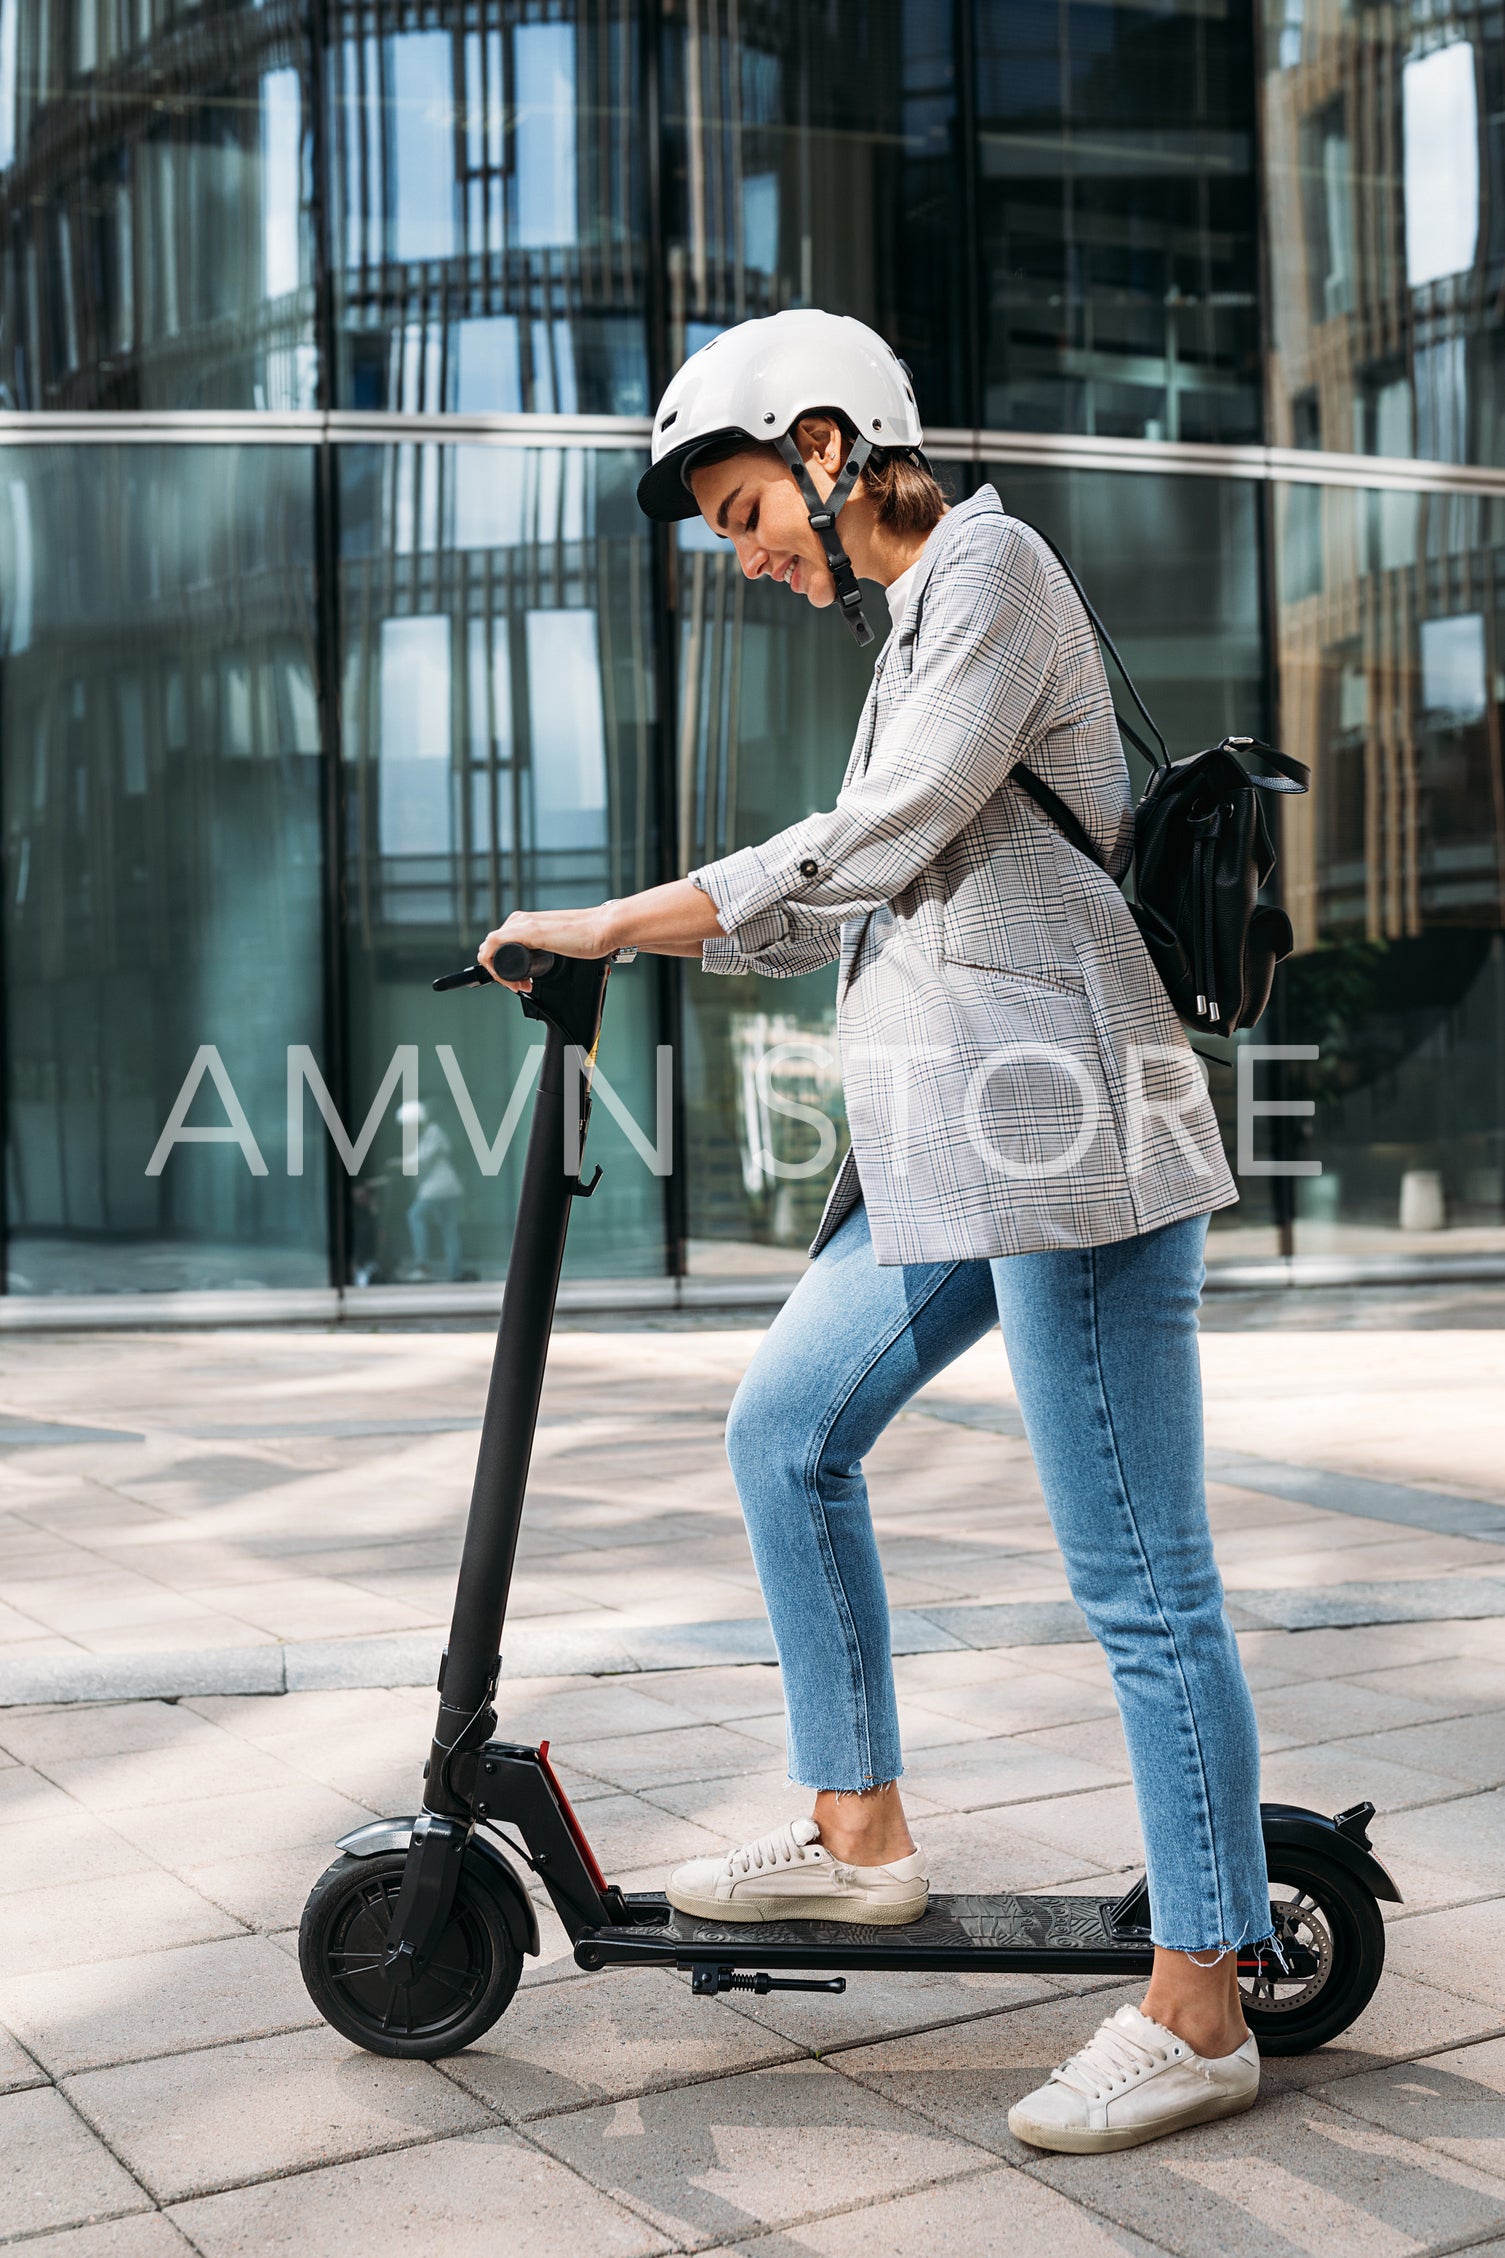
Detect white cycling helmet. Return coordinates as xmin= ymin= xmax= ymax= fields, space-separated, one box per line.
xmin=636 ymin=309 xmax=926 ymax=647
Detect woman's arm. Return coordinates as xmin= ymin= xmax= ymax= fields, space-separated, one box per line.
xmin=695 ymin=523 xmax=1060 ymax=947
xmin=477 ymin=879 xmax=723 ymax=988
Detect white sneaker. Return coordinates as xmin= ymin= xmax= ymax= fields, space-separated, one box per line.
xmin=1008 ymin=2003 xmax=1260 ymax=2154
xmin=667 ymin=1817 xmax=929 ymax=1925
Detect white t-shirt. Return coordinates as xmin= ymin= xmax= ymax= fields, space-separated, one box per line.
xmin=885 ymin=557 xmax=922 ymax=631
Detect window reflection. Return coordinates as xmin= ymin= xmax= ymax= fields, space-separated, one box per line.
xmin=660 ymin=1 xmax=970 ymax=426
xmin=1274 ymin=477 xmax=1505 ymax=1253
xmin=327 ymin=3 xmax=645 ymax=415
xmin=339 ymin=443 xmax=664 ymax=1285
xmin=0 ymin=446 xmax=327 ymax=1292
xmin=975 ymin=0 xmax=1261 ymax=442
xmin=1266 ymin=8 xmax=1501 ymax=468
xmin=0 ymin=6 xmax=316 ymax=410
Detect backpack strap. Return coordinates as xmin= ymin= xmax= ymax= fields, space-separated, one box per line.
xmin=1020 ymin=522 xmax=1172 ymax=774
xmin=1010 ymin=763 xmax=1110 ymax=873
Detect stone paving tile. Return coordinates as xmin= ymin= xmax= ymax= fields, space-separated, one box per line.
xmin=902 ymin=1672 xmax=1121 ymax=1735
xmin=1384 ymin=1898 xmax=1505 ymax=2009
xmin=1248 ymin=1678 xmax=1443 ymax=1753
xmin=0 ymin=1699 xmax=221 ymax=1766
xmin=1024 ymin=2089 xmax=1505 ymax=2257
xmin=1256 ymin=1742 xmax=1462 ymax=1817
xmin=1 ymin=1809 xmax=156 ymax=1898
xmin=547 ymin=1723 xmax=779 ymax=1793
xmin=1336 ymin=1714 xmax=1505 ymax=1792
xmin=168 ymin=2127 xmax=668 ymax=2258
xmin=0 ymin=1934 xmax=321 ymax=2075
xmin=1372 ymin=1788 xmax=1505 ymax=1907
xmin=830 ymin=1983 xmax=1141 ymax=2156
xmin=441 ymin=1967 xmax=798 ymax=2121
xmin=490 ymin=1679 xmax=708 ymax=1741
xmin=1256 ymin=1972 xmax=1503 ymax=2095
xmin=528 ymin=2056 xmax=992 ymax=2250
xmin=889 ymin=1649 xmax=1030 ymax=1696
xmin=3 ymin=2219 xmax=196 ymax=2257
xmin=0 ymin=2018 xmax=46 ymax=2093
xmin=1348 ymin=1656 xmax=1505 ymax=1716
xmin=182 ymin=1843 xmax=334 ymax=1934
xmin=0 ymin=2084 xmax=149 ymax=2241
xmin=99 ymin=1780 xmax=378 ymax=1871
xmin=698 ymin=2164 xmax=1163 ymax=2256
xmin=916 ymin=1806 xmax=1112 ymax=1895
xmin=553 ymin=1789 xmax=731 ymax=1873
xmin=713 ymin=1968 xmax=1060 ymax=2056
xmin=0 ymin=1869 xmax=241 ymax=1980
xmin=0 ymin=1762 xmax=79 ymax=1825
xmin=64 ymin=2025 xmax=493 ymax=2203
xmin=1318 ymin=2033 xmax=1505 ymax=2178
xmin=971 ymin=1786 xmax=1145 ymax=1872
xmin=899 ymin=1738 xmax=1126 ymax=1814
xmin=36 ymin=1739 xmax=301 ymax=1814
xmin=623 ymin=1663 xmax=787 ymax=1724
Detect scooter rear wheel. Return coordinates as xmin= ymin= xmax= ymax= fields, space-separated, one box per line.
xmin=1240 ymin=1848 xmax=1385 ymax=2055
xmin=299 ymin=1849 xmax=523 ymax=2059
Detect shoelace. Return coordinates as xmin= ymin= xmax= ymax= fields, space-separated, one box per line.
xmin=720 ymin=1824 xmax=822 ymax=1880
xmin=1051 ymin=2017 xmax=1180 ymax=2102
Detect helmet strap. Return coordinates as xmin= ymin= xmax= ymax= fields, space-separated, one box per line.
xmin=774 ymin=432 xmax=876 ymax=648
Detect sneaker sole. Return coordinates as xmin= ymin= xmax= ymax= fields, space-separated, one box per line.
xmin=1007 ymin=2085 xmax=1258 ymax=2154
xmin=665 ymin=1887 xmax=929 ymax=1926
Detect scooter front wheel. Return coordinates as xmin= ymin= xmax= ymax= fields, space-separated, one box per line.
xmin=1240 ymin=1848 xmax=1385 ymax=2055
xmin=299 ymin=1849 xmax=523 ymax=2059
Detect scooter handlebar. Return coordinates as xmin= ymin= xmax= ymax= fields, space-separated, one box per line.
xmin=432 ymin=944 xmax=557 ymax=991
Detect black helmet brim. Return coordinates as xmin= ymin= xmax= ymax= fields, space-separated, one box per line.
xmin=635 ymin=426 xmax=758 ymax=522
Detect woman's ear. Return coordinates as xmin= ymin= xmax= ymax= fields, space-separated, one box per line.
xmin=794 ymin=414 xmax=847 ymax=479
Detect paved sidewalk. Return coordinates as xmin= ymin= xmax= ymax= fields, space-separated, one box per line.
xmin=1 ymin=1312 xmax=1504 ymax=2256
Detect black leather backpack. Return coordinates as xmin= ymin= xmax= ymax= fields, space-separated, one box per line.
xmin=1011 ymin=530 xmax=1310 ymax=1035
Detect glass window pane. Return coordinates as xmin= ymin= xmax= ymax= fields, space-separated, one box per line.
xmin=1273 ymin=476 xmax=1505 ymax=1256
xmin=327 ymin=4 xmax=646 ymax=416
xmin=0 ymin=445 xmax=328 ymax=1293
xmin=659 ymin=2 xmax=971 ymax=427
xmin=338 ymin=441 xmax=664 ymax=1286
xmin=976 ymin=0 xmax=1262 ymax=442
xmin=0 ymin=7 xmax=317 ymax=410
xmin=1264 ymin=15 xmax=1503 ymax=468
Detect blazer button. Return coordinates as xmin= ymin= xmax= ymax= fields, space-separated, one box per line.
xmin=798 ymin=858 xmax=819 ymax=878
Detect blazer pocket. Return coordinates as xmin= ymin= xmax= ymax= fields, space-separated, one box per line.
xmin=939 ymin=950 xmax=1088 ymax=997
xmin=940 ymin=859 xmax=1086 ymax=995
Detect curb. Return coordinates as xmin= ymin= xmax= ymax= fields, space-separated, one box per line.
xmin=7 ymin=1578 xmax=1505 ymax=1708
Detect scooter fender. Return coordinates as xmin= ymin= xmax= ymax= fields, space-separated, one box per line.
xmin=1259 ymin=1801 xmax=1403 ymax=1904
xmin=335 ymin=1817 xmax=542 ymax=1956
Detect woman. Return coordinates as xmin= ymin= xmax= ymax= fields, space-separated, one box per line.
xmin=479 ymin=309 xmax=1269 ymax=2155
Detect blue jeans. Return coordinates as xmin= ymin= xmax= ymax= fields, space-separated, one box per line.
xmin=724 ymin=1203 xmax=1268 ymax=1955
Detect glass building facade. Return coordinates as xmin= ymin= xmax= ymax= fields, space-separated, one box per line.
xmin=1 ymin=0 xmax=1502 ymax=1298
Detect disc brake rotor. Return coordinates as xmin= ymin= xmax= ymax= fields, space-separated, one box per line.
xmin=1240 ymin=1885 xmax=1334 ymax=2014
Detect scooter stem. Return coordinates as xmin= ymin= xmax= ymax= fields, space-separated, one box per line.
xmin=424 ymin=955 xmax=611 ymax=1817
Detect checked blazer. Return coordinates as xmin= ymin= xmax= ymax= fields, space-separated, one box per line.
xmin=689 ymin=484 xmax=1238 ymax=1266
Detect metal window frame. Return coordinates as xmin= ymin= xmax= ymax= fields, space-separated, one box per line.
xmin=4 ymin=412 xmax=1505 ymax=499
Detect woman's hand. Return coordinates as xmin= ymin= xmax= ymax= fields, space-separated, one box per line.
xmin=479 ymin=882 xmax=725 ymax=988
xmin=478 ymin=907 xmax=614 ymax=991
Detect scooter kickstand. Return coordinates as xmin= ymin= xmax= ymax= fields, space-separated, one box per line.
xmin=690 ymin=1963 xmax=846 ymax=1998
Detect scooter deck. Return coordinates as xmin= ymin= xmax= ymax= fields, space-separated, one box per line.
xmin=577 ymin=1891 xmax=1158 ymax=1977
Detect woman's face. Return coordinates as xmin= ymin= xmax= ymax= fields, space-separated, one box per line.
xmin=688 ymin=428 xmax=844 ymax=609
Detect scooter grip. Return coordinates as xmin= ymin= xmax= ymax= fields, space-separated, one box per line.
xmin=432 ymin=945 xmax=558 ymax=992
xmin=490 ymin=943 xmax=557 ymax=983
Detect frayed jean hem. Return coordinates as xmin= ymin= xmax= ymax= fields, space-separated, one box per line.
xmin=1151 ymin=1921 xmax=1275 ymax=1961
xmin=787 ymin=1771 xmax=904 ymax=1796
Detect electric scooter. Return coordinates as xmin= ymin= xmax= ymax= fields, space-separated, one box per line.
xmin=299 ymin=948 xmax=1400 ymax=2059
